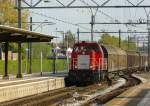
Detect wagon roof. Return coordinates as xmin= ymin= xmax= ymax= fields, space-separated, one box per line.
xmin=102 ymin=45 xmax=126 ymax=55
xmin=126 ymin=50 xmax=139 ymax=55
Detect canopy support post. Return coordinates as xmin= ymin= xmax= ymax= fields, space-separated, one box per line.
xmin=3 ymin=42 xmax=9 ymax=79
xmin=17 ymin=42 xmax=22 ymax=78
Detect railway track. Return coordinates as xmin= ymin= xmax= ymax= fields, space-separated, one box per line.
xmin=84 ymin=74 xmax=141 ymax=106
xmin=0 ymin=74 xmax=139 ymax=106
xmin=0 ymin=86 xmax=76 ymax=106
xmin=0 ymin=81 xmax=109 ymax=106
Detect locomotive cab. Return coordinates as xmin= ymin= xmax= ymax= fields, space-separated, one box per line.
xmin=68 ymin=41 xmax=105 ymax=85
xmin=71 ymin=42 xmax=103 ymax=70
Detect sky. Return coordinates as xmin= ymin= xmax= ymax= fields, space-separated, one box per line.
xmin=21 ymin=0 xmax=150 ymax=43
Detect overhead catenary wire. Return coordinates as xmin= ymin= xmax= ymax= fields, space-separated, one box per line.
xmin=30 ymin=0 xmax=148 ymax=35
xmin=77 ymin=0 xmax=147 ymax=40
xmin=79 ymin=0 xmax=146 ymax=30
xmin=86 ymin=0 xmax=147 ymax=40
xmin=30 ymin=11 xmax=90 ymax=31
xmin=79 ymin=0 xmax=121 ymax=23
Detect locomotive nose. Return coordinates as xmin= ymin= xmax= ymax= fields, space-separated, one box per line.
xmin=69 ymin=42 xmax=105 ymax=85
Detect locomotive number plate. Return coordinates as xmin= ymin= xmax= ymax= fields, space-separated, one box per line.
xmin=77 ymin=55 xmax=90 ymax=69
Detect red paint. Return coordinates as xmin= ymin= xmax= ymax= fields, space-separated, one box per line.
xmin=71 ymin=42 xmax=104 ymax=71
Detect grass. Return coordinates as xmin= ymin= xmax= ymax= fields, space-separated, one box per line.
xmin=0 ymin=59 xmax=68 ymax=75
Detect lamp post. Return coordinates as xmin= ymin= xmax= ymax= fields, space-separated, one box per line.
xmin=33 ymin=20 xmax=55 ymax=31
xmin=43 ymin=0 xmax=51 ymax=3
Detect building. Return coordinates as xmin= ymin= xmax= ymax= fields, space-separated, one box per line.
xmin=1 ymin=51 xmax=18 ymax=61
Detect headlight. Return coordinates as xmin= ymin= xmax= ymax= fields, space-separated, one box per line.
xmin=75 ymin=65 xmax=77 ymax=69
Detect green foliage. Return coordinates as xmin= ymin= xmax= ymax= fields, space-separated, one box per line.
xmin=0 ymin=0 xmax=29 ymax=54
xmin=0 ymin=0 xmax=29 ymax=28
xmin=99 ymin=33 xmax=119 ymax=46
xmin=0 ymin=59 xmax=67 ymax=75
xmin=98 ymin=33 xmax=136 ymax=50
xmin=27 ymin=59 xmax=67 ymax=73
xmin=32 ymin=43 xmax=52 ymax=59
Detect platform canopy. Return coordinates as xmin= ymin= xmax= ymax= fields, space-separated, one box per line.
xmin=0 ymin=25 xmax=55 ymax=79
xmin=0 ymin=25 xmax=55 ymax=42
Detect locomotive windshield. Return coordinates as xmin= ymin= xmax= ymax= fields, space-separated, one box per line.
xmin=73 ymin=44 xmax=100 ymax=52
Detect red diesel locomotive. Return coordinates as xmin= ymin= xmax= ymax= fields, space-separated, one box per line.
xmin=68 ymin=41 xmax=148 ymax=85
xmin=68 ymin=41 xmax=107 ymax=84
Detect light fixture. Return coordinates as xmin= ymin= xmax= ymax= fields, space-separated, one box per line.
xmin=43 ymin=0 xmax=51 ymax=3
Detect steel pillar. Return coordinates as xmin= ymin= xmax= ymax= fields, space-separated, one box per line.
xmin=4 ymin=42 xmax=9 ymax=79
xmin=148 ymin=28 xmax=150 ymax=67
xmin=53 ymin=52 xmax=56 ymax=74
xmin=128 ymin=35 xmax=130 ymax=50
xmin=77 ymin=28 xmax=79 ymax=43
xmin=119 ymin=29 xmax=121 ymax=48
xmin=17 ymin=0 xmax=22 ymax=78
xmin=63 ymin=32 xmax=65 ymax=48
xmin=91 ymin=15 xmax=94 ymax=42
xmin=17 ymin=42 xmax=22 ymax=78
xmin=18 ymin=0 xmax=22 ymax=28
xmin=29 ymin=17 xmax=32 ymax=74
xmin=137 ymin=40 xmax=139 ymax=52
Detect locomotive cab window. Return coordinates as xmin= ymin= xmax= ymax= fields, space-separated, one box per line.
xmin=73 ymin=45 xmax=100 ymax=52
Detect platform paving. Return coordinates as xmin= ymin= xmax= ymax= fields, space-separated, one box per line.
xmin=106 ymin=72 xmax=150 ymax=106
xmin=0 ymin=72 xmax=65 ymax=103
xmin=0 ymin=71 xmax=68 ymax=80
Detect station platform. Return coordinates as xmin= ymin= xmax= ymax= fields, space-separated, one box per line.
xmin=0 ymin=71 xmax=68 ymax=80
xmin=23 ymin=71 xmax=68 ymax=78
xmin=0 ymin=72 xmax=67 ymax=103
xmin=106 ymin=72 xmax=150 ymax=106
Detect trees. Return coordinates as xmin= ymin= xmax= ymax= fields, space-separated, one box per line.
xmin=64 ymin=31 xmax=75 ymax=48
xmin=98 ymin=33 xmax=119 ymax=47
xmin=32 ymin=43 xmax=52 ymax=59
xmin=0 ymin=0 xmax=28 ymax=28
xmin=98 ymin=33 xmax=136 ymax=50
xmin=58 ymin=31 xmax=75 ymax=48
xmin=0 ymin=0 xmax=29 ymax=54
